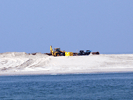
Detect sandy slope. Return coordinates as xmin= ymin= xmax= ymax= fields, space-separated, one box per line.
xmin=0 ymin=52 xmax=133 ymax=75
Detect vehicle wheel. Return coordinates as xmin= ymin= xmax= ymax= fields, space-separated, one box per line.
xmin=56 ymin=53 xmax=60 ymax=56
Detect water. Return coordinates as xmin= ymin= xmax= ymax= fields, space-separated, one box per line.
xmin=0 ymin=73 xmax=133 ymax=100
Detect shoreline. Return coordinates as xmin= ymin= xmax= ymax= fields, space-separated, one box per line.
xmin=1 ymin=68 xmax=133 ymax=76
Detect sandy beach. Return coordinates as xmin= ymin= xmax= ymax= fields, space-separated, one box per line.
xmin=0 ymin=52 xmax=133 ymax=76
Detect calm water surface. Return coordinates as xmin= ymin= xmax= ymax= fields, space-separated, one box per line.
xmin=0 ymin=72 xmax=133 ymax=100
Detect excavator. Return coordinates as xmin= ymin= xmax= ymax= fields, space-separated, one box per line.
xmin=50 ymin=46 xmax=65 ymax=56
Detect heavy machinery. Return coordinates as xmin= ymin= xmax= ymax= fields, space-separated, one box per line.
xmin=78 ymin=50 xmax=84 ymax=55
xmin=78 ymin=50 xmax=91 ymax=55
xmin=45 ymin=45 xmax=97 ymax=56
xmin=50 ymin=46 xmax=65 ymax=56
xmin=85 ymin=50 xmax=91 ymax=55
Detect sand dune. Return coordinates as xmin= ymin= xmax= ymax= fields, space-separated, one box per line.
xmin=0 ymin=52 xmax=133 ymax=75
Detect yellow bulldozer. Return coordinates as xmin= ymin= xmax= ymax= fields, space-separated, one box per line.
xmin=50 ymin=46 xmax=65 ymax=56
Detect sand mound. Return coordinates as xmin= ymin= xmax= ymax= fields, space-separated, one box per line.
xmin=0 ymin=52 xmax=133 ymax=75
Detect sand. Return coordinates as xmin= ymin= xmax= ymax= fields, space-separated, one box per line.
xmin=0 ymin=52 xmax=133 ymax=76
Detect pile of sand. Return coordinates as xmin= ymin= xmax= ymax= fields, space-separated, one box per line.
xmin=0 ymin=52 xmax=133 ymax=75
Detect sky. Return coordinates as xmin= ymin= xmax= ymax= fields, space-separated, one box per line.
xmin=0 ymin=0 xmax=133 ymax=54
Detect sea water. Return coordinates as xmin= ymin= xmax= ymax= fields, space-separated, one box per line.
xmin=0 ymin=73 xmax=133 ymax=100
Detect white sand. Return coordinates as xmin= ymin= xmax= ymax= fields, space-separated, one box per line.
xmin=0 ymin=52 xmax=133 ymax=76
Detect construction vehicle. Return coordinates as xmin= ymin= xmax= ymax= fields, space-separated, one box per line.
xmin=50 ymin=46 xmax=65 ymax=56
xmin=85 ymin=50 xmax=91 ymax=55
xmin=78 ymin=50 xmax=84 ymax=55
xmin=45 ymin=45 xmax=96 ymax=56
xmin=78 ymin=50 xmax=91 ymax=55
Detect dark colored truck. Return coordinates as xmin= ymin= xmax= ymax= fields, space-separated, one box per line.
xmin=78 ymin=50 xmax=91 ymax=55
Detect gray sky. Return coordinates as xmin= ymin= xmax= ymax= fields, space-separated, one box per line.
xmin=0 ymin=0 xmax=133 ymax=54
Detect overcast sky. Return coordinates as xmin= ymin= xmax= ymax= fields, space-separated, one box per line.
xmin=0 ymin=0 xmax=133 ymax=54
